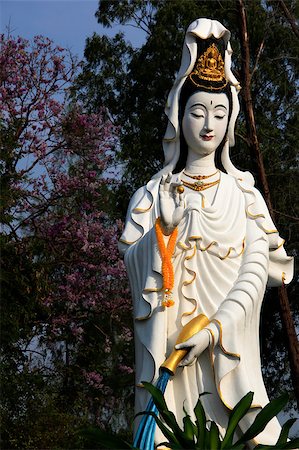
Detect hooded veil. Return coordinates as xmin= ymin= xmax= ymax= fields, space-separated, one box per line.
xmin=155 ymin=18 xmax=252 ymax=185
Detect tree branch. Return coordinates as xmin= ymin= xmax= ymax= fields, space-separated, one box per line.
xmin=235 ymin=132 xmax=250 ymax=146
xmin=272 ymin=209 xmax=299 ymax=222
xmin=278 ymin=0 xmax=299 ymax=39
xmin=250 ymin=39 xmax=265 ymax=82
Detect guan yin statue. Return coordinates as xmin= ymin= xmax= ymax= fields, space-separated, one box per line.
xmin=119 ymin=18 xmax=294 ymax=448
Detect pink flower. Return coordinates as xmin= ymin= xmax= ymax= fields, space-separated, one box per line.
xmin=118 ymin=365 xmax=134 ymax=375
xmin=83 ymin=370 xmax=104 ymax=389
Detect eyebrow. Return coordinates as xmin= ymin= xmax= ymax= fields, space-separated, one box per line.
xmin=189 ymin=103 xmax=227 ymax=110
xmin=189 ymin=102 xmax=206 ymax=109
xmin=214 ymin=104 xmax=227 ymax=110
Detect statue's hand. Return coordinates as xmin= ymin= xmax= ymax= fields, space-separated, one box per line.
xmin=175 ymin=329 xmax=210 ymax=367
xmin=159 ymin=172 xmax=185 ymax=234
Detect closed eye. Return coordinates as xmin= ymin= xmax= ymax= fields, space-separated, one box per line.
xmin=215 ymin=115 xmax=225 ymax=119
xmin=191 ymin=113 xmax=204 ymax=118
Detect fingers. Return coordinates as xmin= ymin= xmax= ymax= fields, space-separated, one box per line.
xmin=164 ymin=173 xmax=172 ymax=193
xmin=175 ymin=338 xmax=195 ymax=351
xmin=175 ymin=331 xmax=211 ymax=367
xmin=160 ymin=173 xmax=183 ymax=195
xmin=175 ymin=330 xmax=210 ymax=351
xmin=179 ymin=192 xmax=185 ymax=205
xmin=159 ymin=173 xmax=185 ymax=229
xmin=175 ymin=339 xmax=197 ymax=366
xmin=179 ymin=347 xmax=197 ymax=367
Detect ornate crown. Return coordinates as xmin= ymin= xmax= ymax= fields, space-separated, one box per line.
xmin=189 ymin=43 xmax=227 ymax=90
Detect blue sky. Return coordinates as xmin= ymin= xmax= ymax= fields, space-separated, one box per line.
xmin=1 ymin=0 xmax=146 ymax=59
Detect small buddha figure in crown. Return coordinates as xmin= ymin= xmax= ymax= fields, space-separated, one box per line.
xmin=190 ymin=39 xmax=227 ymax=89
xmin=200 ymin=43 xmax=224 ymax=80
xmin=119 ymin=18 xmax=293 ymax=448
xmin=207 ymin=44 xmax=218 ymax=69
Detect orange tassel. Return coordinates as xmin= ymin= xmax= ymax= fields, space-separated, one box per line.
xmin=155 ymin=218 xmax=178 ymax=307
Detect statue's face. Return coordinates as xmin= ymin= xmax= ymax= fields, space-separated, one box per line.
xmin=182 ymin=91 xmax=229 ymax=156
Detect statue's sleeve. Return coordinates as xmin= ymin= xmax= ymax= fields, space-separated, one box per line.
xmin=209 ymin=183 xmax=293 ymax=411
xmin=246 ymin=187 xmax=293 ymax=287
xmin=118 ymin=182 xmax=160 ymax=315
xmin=118 ymin=186 xmax=151 ymax=255
xmin=118 ymin=180 xmax=166 ymax=386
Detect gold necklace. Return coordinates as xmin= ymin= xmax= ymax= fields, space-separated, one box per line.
xmin=183 ymin=169 xmax=218 ymax=180
xmin=182 ymin=179 xmax=220 ymax=192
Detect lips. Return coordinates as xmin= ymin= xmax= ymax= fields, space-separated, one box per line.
xmin=201 ymin=135 xmax=214 ymax=141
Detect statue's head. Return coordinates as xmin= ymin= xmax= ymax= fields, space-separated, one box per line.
xmin=154 ymin=18 xmax=254 ymax=185
xmin=175 ymin=36 xmax=233 ymax=172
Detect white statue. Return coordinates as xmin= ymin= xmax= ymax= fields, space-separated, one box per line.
xmin=119 ymin=18 xmax=293 ymax=447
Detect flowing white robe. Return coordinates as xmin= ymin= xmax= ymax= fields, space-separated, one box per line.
xmin=119 ymin=171 xmax=293 ymax=446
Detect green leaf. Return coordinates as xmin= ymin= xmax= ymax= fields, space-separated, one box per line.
xmin=142 ymin=381 xmax=191 ymax=447
xmin=253 ymin=445 xmax=274 ymax=450
xmin=144 ymin=411 xmax=181 ymax=449
xmin=141 ymin=382 xmax=182 ymax=434
xmin=280 ymin=439 xmax=299 ymax=449
xmin=275 ymin=418 xmax=297 ymax=447
xmin=235 ymin=393 xmax=289 ymax=444
xmin=207 ymin=421 xmax=221 ymax=450
xmin=221 ymin=392 xmax=254 ymax=449
xmin=194 ymin=395 xmax=207 ymax=449
xmin=183 ymin=414 xmax=196 ymax=445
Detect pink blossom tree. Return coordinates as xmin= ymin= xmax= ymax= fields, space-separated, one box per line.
xmin=1 ymin=34 xmax=133 ymax=448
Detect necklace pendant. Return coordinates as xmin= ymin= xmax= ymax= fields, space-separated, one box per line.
xmin=162 ymin=289 xmax=175 ymax=307
xmin=182 ymin=178 xmax=220 ymax=192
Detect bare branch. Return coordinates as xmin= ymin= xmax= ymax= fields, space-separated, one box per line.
xmin=273 ymin=209 xmax=299 ymax=222
xmin=235 ymin=132 xmax=250 ymax=146
xmin=278 ymin=0 xmax=299 ymax=39
xmin=21 ymin=140 xmax=67 ymax=175
xmin=250 ymin=39 xmax=265 ymax=82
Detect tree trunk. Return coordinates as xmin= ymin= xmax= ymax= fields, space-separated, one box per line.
xmin=279 ymin=283 xmax=299 ymax=404
xmin=236 ymin=0 xmax=299 ymax=407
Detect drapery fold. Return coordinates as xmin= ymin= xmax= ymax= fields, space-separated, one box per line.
xmin=119 ymin=172 xmax=293 ymax=445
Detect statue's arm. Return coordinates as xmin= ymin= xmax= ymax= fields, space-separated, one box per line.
xmin=176 ymin=212 xmax=268 ymax=364
xmin=212 ymin=212 xmax=268 ymax=337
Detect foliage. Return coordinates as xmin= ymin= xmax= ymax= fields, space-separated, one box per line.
xmin=141 ymin=382 xmax=299 ymax=449
xmin=78 ymin=426 xmax=132 ymax=450
xmin=144 ymin=383 xmax=299 ymax=450
xmin=77 ymin=383 xmax=299 ymax=449
xmin=74 ymin=0 xmax=298 ymax=401
xmin=0 ymin=34 xmax=133 ymax=448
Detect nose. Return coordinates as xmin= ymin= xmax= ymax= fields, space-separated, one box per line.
xmin=204 ymin=114 xmax=214 ymax=133
xmin=204 ymin=126 xmax=213 ymax=133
